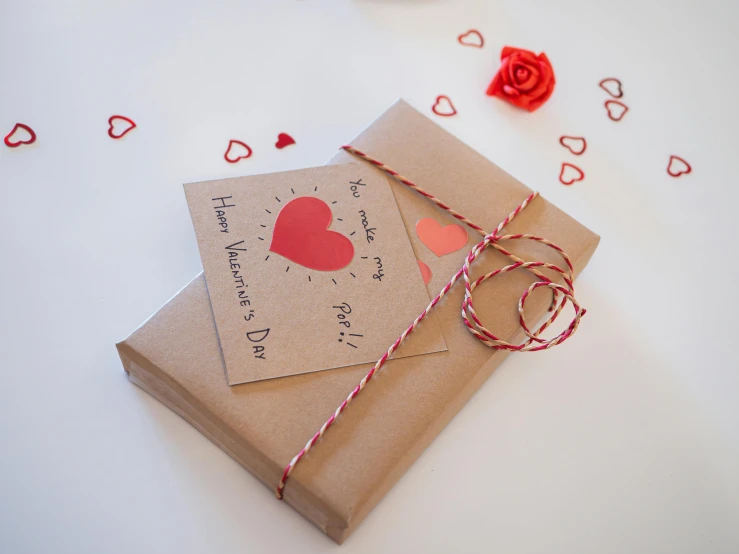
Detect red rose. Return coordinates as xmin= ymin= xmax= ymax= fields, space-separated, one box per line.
xmin=486 ymin=46 xmax=556 ymax=112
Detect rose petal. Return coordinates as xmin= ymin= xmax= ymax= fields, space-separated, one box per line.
xmin=510 ymin=61 xmax=532 ymax=81
xmin=507 ymin=94 xmax=529 ymax=110
xmin=503 ymin=46 xmax=538 ymax=60
xmin=512 ymin=62 xmax=541 ymax=92
xmin=485 ymin=73 xmax=504 ymax=96
xmin=518 ymin=55 xmax=556 ymax=111
xmin=502 ymin=84 xmax=521 ymax=97
xmin=524 ymin=78 xmax=555 ymax=112
xmin=496 ymin=56 xmax=514 ymax=87
xmin=536 ymin=53 xmax=555 ymax=88
xmin=490 ymin=85 xmax=525 ymax=109
xmin=500 ymin=46 xmax=519 ymax=59
xmin=524 ymin=59 xmax=554 ymax=100
xmin=507 ymin=60 xmax=519 ymax=85
xmin=514 ymin=67 xmax=531 ymax=83
xmin=510 ymin=49 xmax=538 ymax=65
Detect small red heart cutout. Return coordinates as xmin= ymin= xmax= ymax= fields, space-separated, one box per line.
xmin=224 ymin=140 xmax=253 ymax=163
xmin=559 ymin=163 xmax=585 ymax=186
xmin=432 ymin=95 xmax=457 ymax=117
xmin=416 ymin=218 xmax=468 ymax=257
xmin=275 ymin=132 xmax=296 ymax=149
xmin=457 ymin=29 xmax=484 ymax=48
xmin=4 ymin=123 xmax=36 ymax=147
xmin=605 ymin=100 xmax=629 ymax=122
xmin=108 ymin=115 xmax=136 ymax=139
xmin=559 ymin=136 xmax=587 ymax=155
xmin=417 ymin=260 xmax=432 ymax=285
xmin=667 ymin=155 xmax=691 ymax=177
xmin=599 ymin=78 xmax=624 ymax=99
xmin=269 ymin=197 xmax=354 ymax=271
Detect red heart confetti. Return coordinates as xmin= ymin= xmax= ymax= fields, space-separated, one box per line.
xmin=599 ymin=78 xmax=624 ymax=99
xmin=667 ymin=155 xmax=692 ymax=177
xmin=457 ymin=29 xmax=484 ymax=48
xmin=4 ymin=123 xmax=36 ymax=147
xmin=275 ymin=132 xmax=296 ymax=149
xmin=107 ymin=115 xmax=137 ymax=139
xmin=559 ymin=163 xmax=585 ymax=186
xmin=417 ymin=260 xmax=432 ymax=285
xmin=224 ymin=140 xmax=253 ymax=163
xmin=605 ymin=99 xmax=629 ymax=122
xmin=431 ymin=95 xmax=457 ymax=117
xmin=559 ymin=136 xmax=587 ymax=155
xmin=269 ymin=197 xmax=354 ymax=271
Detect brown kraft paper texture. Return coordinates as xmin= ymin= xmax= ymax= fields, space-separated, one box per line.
xmin=116 ymin=99 xmax=600 ymax=543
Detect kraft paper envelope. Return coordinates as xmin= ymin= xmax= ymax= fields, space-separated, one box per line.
xmin=184 ymin=164 xmax=447 ymax=384
xmin=117 ymin=99 xmax=600 ymax=543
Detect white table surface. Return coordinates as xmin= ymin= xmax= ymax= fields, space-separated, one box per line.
xmin=2 ymin=1 xmax=738 ymax=552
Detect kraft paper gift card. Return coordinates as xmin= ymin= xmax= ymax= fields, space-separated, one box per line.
xmin=185 ymin=164 xmax=448 ymax=385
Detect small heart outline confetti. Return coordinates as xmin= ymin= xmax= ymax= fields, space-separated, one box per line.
xmin=275 ymin=133 xmax=296 ymax=149
xmin=224 ymin=140 xmax=253 ymax=163
xmin=599 ymin=78 xmax=624 ymax=99
xmin=559 ymin=136 xmax=587 ymax=156
xmin=107 ymin=115 xmax=137 ymax=139
xmin=4 ymin=123 xmax=36 ymax=147
xmin=559 ymin=163 xmax=585 ymax=186
xmin=667 ymin=155 xmax=692 ymax=177
xmin=605 ymin=100 xmax=629 ymax=122
xmin=432 ymin=95 xmax=457 ymax=117
xmin=457 ymin=29 xmax=484 ymax=48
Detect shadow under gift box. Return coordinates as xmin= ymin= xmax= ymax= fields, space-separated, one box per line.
xmin=116 ymin=100 xmax=600 ymax=544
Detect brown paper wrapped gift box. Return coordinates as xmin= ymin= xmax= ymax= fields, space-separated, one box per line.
xmin=116 ymin=100 xmax=600 ymax=543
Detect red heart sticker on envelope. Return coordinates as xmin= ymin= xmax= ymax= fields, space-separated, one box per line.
xmin=416 ymin=218 xmax=468 ymax=257
xmin=417 ymin=260 xmax=432 ymax=284
xmin=269 ymin=197 xmax=354 ymax=271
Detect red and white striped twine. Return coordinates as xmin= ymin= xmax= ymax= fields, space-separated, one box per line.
xmin=275 ymin=146 xmax=586 ymax=499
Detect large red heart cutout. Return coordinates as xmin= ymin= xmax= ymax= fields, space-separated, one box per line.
xmin=416 ymin=218 xmax=468 ymax=257
xmin=269 ymin=197 xmax=354 ymax=271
